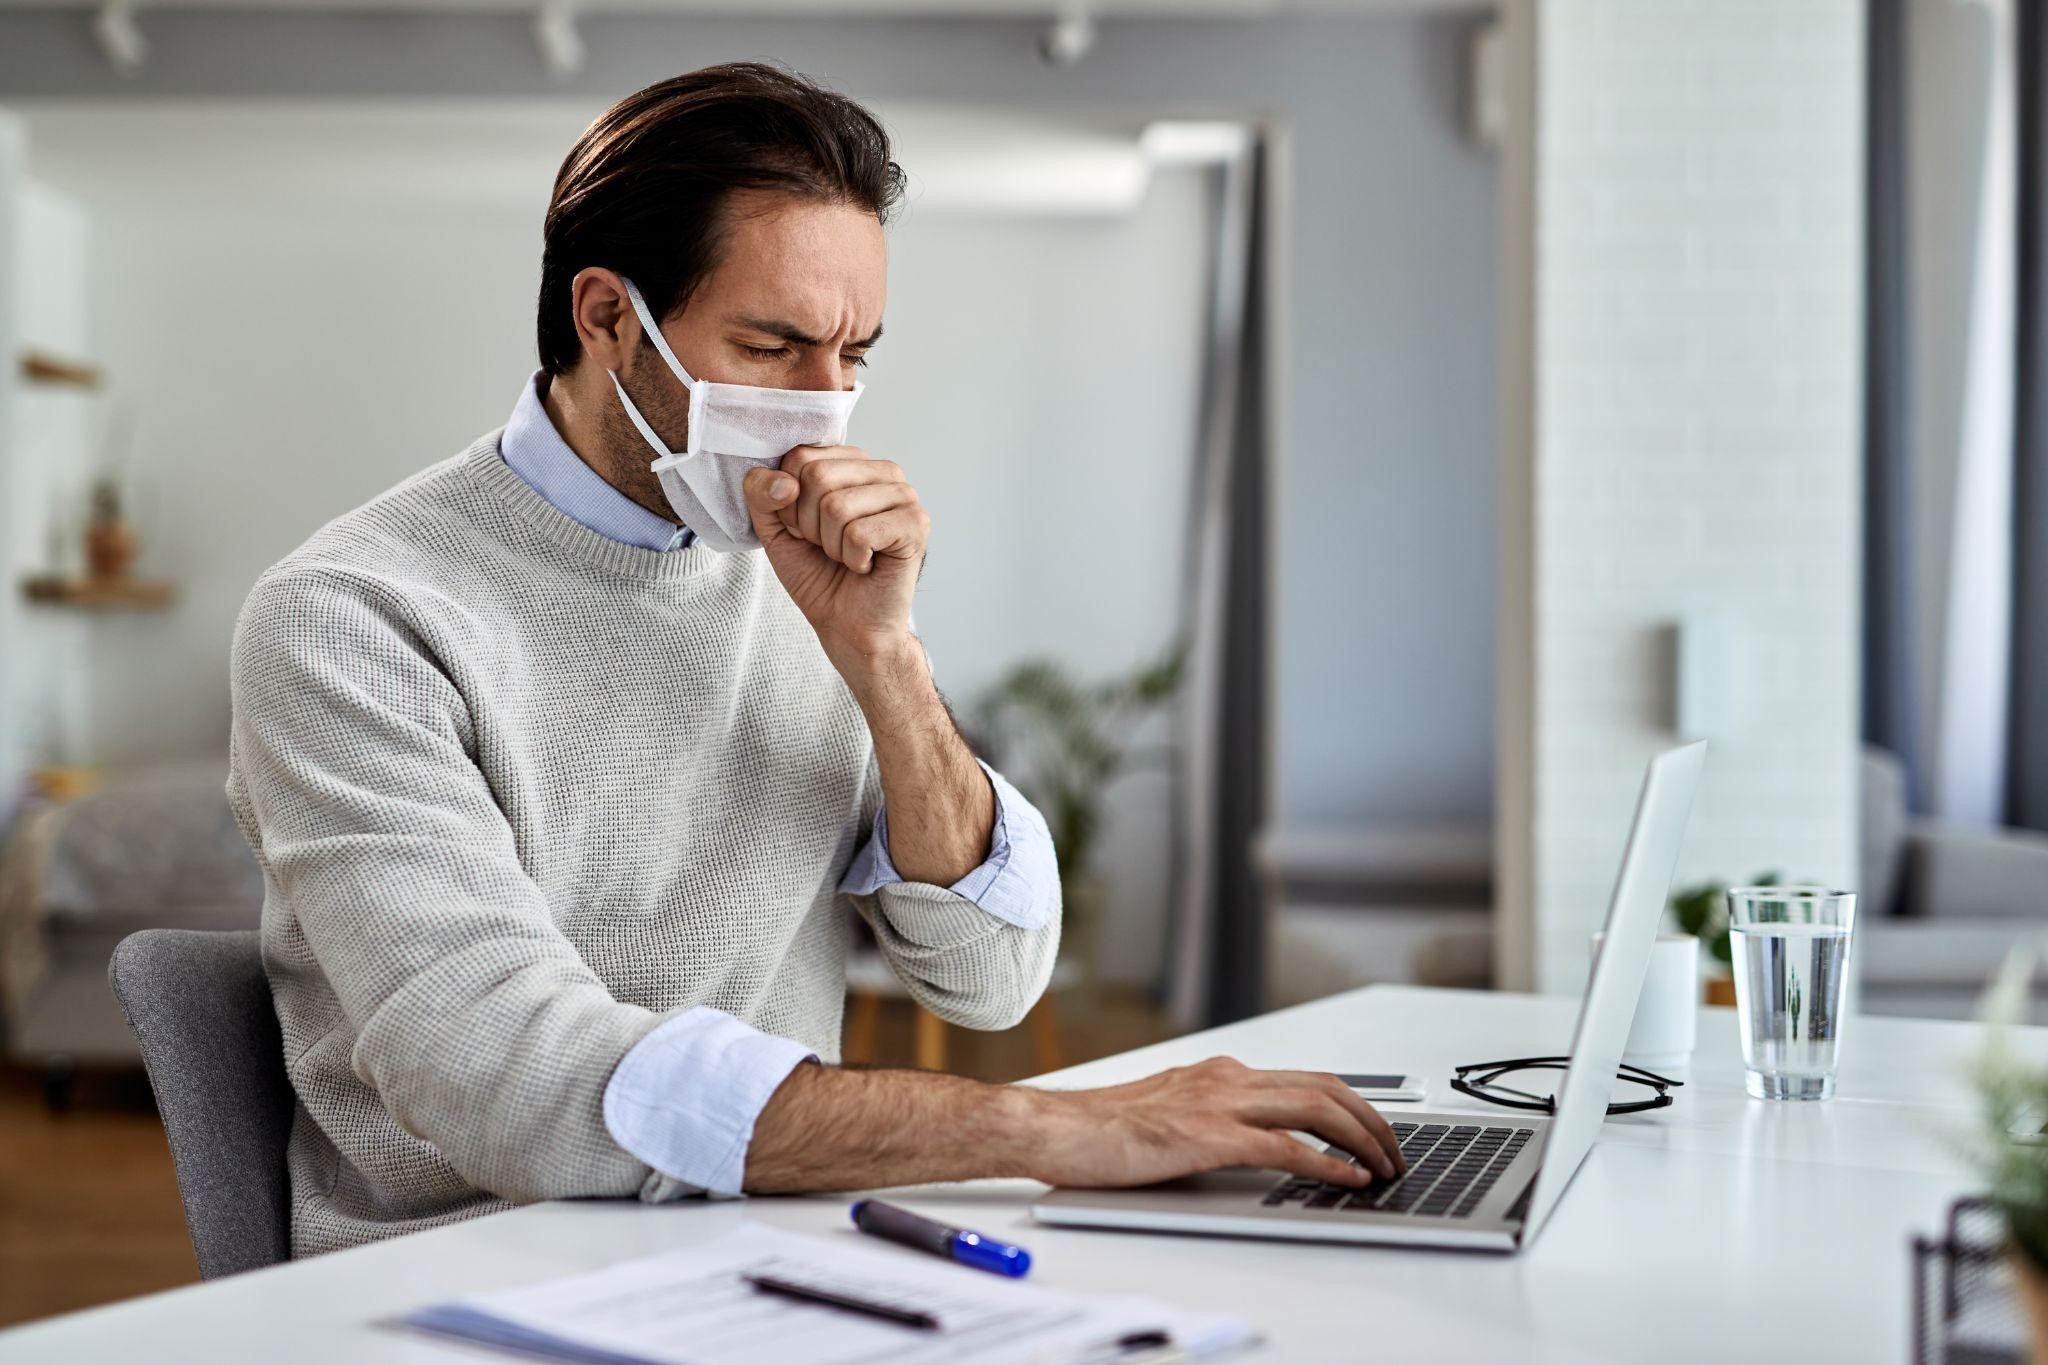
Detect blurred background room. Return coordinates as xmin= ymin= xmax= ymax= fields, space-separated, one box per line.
xmin=0 ymin=0 xmax=2042 ymax=1329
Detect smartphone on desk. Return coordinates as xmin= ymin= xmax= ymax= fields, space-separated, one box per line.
xmin=1336 ymin=1072 xmax=1428 ymax=1102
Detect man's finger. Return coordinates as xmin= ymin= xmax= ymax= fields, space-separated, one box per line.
xmin=1317 ymin=1078 xmax=1406 ymax=1175
xmin=1242 ymin=1131 xmax=1370 ymax=1187
xmin=786 ymin=453 xmax=904 ymax=545
xmin=1244 ymin=1090 xmax=1397 ymax=1180
xmin=778 ymin=444 xmax=867 ymax=479
xmin=817 ymin=483 xmax=915 ymax=567
xmin=1245 ymin=1069 xmax=1405 ymax=1176
xmin=741 ymin=466 xmax=801 ymax=546
xmin=838 ymin=507 xmax=929 ymax=575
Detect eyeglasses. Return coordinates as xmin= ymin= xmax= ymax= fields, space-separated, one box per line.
xmin=1450 ymin=1055 xmax=1682 ymax=1116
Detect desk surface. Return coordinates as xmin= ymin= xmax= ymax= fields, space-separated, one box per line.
xmin=1 ymin=985 xmax=2028 ymax=1364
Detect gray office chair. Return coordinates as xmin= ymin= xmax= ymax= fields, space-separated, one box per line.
xmin=108 ymin=928 xmax=294 ymax=1279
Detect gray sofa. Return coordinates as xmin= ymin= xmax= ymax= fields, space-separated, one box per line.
xmin=1859 ymin=747 xmax=2048 ymax=1020
xmin=0 ymin=760 xmax=263 ymax=1104
xmin=1262 ymin=749 xmax=2048 ymax=1020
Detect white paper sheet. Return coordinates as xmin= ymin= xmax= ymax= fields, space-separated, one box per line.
xmin=402 ymin=1222 xmax=1254 ymax=1365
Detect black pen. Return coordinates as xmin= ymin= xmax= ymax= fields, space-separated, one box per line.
xmin=1063 ymin=1329 xmax=1184 ymax=1364
xmin=742 ymin=1271 xmax=941 ymax=1331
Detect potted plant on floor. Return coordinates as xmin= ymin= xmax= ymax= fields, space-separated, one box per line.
xmin=974 ymin=640 xmax=1184 ymax=993
xmin=1966 ymin=950 xmax=2048 ymax=1361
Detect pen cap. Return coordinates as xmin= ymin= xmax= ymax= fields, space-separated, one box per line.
xmin=951 ymin=1231 xmax=1031 ymax=1278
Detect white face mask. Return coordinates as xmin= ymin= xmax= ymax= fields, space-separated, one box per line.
xmin=608 ymin=277 xmax=864 ymax=553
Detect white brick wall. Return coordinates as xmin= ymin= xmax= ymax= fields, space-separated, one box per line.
xmin=1498 ymin=0 xmax=1865 ymax=993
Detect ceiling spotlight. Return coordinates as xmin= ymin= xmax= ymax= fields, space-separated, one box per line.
xmin=92 ymin=1 xmax=146 ymax=74
xmin=1038 ymin=9 xmax=1096 ymax=68
xmin=534 ymin=1 xmax=586 ymax=79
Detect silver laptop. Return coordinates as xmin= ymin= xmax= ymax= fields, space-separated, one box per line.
xmin=1033 ymin=740 xmax=1706 ymax=1254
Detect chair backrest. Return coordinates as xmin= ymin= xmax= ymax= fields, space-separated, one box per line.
xmin=108 ymin=928 xmax=293 ymax=1279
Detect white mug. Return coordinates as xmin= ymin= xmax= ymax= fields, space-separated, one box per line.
xmin=1588 ymin=931 xmax=1699 ymax=1076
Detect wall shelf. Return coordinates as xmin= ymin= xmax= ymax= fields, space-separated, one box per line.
xmin=18 ymin=350 xmax=105 ymax=390
xmin=21 ymin=576 xmax=174 ymax=610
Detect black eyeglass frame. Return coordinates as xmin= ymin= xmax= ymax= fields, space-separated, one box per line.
xmin=1449 ymin=1055 xmax=1682 ymax=1116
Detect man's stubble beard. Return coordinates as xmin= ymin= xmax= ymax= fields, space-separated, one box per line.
xmin=592 ymin=351 xmax=692 ymax=525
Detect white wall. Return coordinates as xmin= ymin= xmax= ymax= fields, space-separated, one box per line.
xmin=0 ymin=112 xmax=22 ymax=812
xmin=0 ymin=6 xmax=1506 ymax=842
xmin=872 ymin=176 xmax=1210 ymax=981
xmin=864 ymin=175 xmax=1207 ymax=711
xmin=1274 ymin=15 xmax=1498 ymax=830
xmin=2 ymin=167 xmax=97 ymax=794
xmin=1497 ymin=0 xmax=1865 ymax=993
xmin=20 ymin=104 xmax=1209 ymax=983
xmin=85 ymin=198 xmax=544 ymax=762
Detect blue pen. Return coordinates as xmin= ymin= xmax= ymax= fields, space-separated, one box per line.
xmin=850 ymin=1199 xmax=1032 ymax=1278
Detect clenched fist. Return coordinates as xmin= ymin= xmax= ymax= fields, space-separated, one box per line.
xmin=743 ymin=446 xmax=928 ymax=670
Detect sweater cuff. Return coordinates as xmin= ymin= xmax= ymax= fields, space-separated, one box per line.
xmin=840 ymin=761 xmax=1057 ymax=929
xmin=602 ymin=1006 xmax=815 ymax=1197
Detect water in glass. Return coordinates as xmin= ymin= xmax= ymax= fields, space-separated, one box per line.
xmin=1726 ymin=887 xmax=1856 ymax=1101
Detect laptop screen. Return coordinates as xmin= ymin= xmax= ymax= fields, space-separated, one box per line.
xmin=1517 ymin=741 xmax=1705 ymax=1242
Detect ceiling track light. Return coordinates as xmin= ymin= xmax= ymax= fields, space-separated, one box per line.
xmin=534 ymin=2 xmax=586 ymax=80
xmin=1038 ymin=8 xmax=1096 ymax=68
xmin=93 ymin=1 xmax=147 ymax=74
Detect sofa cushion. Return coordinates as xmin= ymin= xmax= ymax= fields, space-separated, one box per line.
xmin=1860 ymin=917 xmax=2039 ymax=987
xmin=1904 ymin=824 xmax=2048 ymax=920
xmin=36 ymin=759 xmax=263 ymax=934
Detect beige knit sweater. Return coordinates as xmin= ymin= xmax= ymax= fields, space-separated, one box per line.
xmin=226 ymin=433 xmax=1059 ymax=1258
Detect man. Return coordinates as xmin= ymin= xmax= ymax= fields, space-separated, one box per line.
xmin=229 ymin=62 xmax=1401 ymax=1258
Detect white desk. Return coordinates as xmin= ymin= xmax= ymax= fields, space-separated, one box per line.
xmin=1 ymin=985 xmax=2029 ymax=1363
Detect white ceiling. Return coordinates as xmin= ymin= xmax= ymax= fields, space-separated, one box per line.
xmin=0 ymin=0 xmax=1469 ymax=15
xmin=14 ymin=100 xmax=1184 ymax=216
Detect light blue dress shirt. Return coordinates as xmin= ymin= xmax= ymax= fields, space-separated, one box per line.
xmin=499 ymin=371 xmax=1058 ymax=1195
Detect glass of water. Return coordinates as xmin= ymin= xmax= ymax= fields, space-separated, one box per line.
xmin=1727 ymin=886 xmax=1857 ymax=1100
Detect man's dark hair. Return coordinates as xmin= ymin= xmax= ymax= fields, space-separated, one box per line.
xmin=537 ymin=63 xmax=905 ymax=376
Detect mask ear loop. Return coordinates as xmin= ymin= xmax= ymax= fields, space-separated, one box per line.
xmin=609 ymin=370 xmax=677 ymax=462
xmin=621 ymin=278 xmax=698 ymax=389
xmin=615 ymin=277 xmax=706 ymax=467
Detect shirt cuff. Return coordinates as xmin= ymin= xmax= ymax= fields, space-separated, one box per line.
xmin=839 ymin=760 xmax=1056 ymax=929
xmin=602 ymin=1006 xmax=815 ymax=1196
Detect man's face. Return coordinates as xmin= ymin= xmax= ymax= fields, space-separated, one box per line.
xmin=665 ymin=188 xmax=888 ymax=391
xmin=591 ymin=189 xmax=887 ymax=516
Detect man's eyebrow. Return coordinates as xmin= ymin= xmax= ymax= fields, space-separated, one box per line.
xmin=733 ymin=317 xmax=884 ymax=348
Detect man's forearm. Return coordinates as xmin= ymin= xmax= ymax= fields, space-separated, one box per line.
xmin=839 ymin=633 xmax=994 ymax=886
xmin=744 ymin=1054 xmax=1410 ymax=1195
xmin=743 ymin=1061 xmax=1043 ymax=1192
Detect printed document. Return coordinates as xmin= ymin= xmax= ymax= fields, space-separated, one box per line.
xmin=401 ymin=1220 xmax=1255 ymax=1364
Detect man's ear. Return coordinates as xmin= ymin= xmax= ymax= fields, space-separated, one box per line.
xmin=570 ymin=267 xmax=637 ymax=373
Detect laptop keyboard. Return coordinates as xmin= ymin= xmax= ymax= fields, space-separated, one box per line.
xmin=1260 ymin=1121 xmax=1535 ymax=1220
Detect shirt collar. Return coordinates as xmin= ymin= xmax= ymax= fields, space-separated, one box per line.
xmin=499 ymin=370 xmax=694 ymax=553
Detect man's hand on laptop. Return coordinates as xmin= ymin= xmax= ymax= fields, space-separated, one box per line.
xmin=743 ymin=1056 xmax=1406 ymax=1194
xmin=1024 ymin=1057 xmax=1406 ymax=1188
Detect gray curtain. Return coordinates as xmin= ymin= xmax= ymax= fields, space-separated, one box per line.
xmin=1864 ymin=0 xmax=2045 ymax=830
xmin=1203 ymin=139 xmax=1271 ymax=1026
xmin=1167 ymin=133 xmax=1271 ymax=1029
xmin=1864 ymin=0 xmax=1923 ymax=805
xmin=2015 ymin=0 xmax=2048 ymax=832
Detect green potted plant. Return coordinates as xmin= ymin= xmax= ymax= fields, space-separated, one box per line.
xmin=973 ymin=640 xmax=1185 ymax=987
xmin=1668 ymin=871 xmax=1781 ymax=1006
xmin=1966 ymin=950 xmax=2048 ymax=1359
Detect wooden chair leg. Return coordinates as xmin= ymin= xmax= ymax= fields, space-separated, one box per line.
xmin=1026 ymin=994 xmax=1064 ymax=1074
xmin=844 ymin=990 xmax=882 ymax=1065
xmin=914 ymin=1007 xmax=949 ymax=1072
